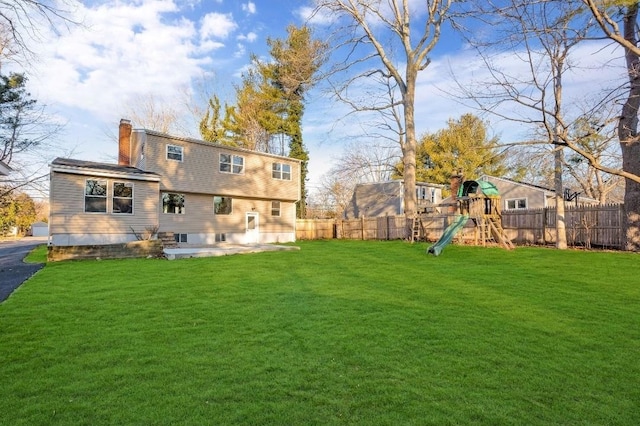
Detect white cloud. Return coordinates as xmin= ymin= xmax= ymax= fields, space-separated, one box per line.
xmin=242 ymin=2 xmax=257 ymax=14
xmin=234 ymin=43 xmax=246 ymax=58
xmin=27 ymin=0 xmax=208 ymax=122
xmin=237 ymin=31 xmax=257 ymax=43
xmin=200 ymin=12 xmax=237 ymax=39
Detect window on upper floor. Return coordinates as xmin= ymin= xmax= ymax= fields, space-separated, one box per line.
xmin=220 ymin=153 xmax=244 ymax=174
xmin=416 ymin=186 xmax=428 ymax=200
xmin=85 ymin=179 xmax=107 ymax=213
xmin=112 ymin=182 xmax=133 ymax=214
xmin=271 ymin=201 xmax=281 ymax=216
xmin=214 ymin=196 xmax=232 ymax=215
xmin=272 ymin=163 xmax=291 ymax=180
xmin=162 ymin=192 xmax=185 ymax=214
xmin=167 ymin=144 xmax=183 ymax=162
xmin=506 ymin=198 xmax=527 ymax=210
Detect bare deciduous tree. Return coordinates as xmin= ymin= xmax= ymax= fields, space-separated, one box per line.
xmin=582 ymin=0 xmax=640 ymax=250
xmin=564 ymin=112 xmax=623 ymax=203
xmin=451 ymin=0 xmax=611 ymax=248
xmin=312 ymin=0 xmax=453 ymax=217
xmin=312 ymin=138 xmax=400 ymax=217
xmin=123 ymin=93 xmax=189 ymax=135
xmin=0 ymin=0 xmax=78 ymax=66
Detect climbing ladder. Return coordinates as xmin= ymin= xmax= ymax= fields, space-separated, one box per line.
xmin=471 ymin=216 xmax=514 ymax=249
xmin=487 ymin=217 xmax=515 ymax=250
xmin=472 ymin=218 xmax=495 ymax=246
xmin=411 ymin=216 xmax=424 ymax=243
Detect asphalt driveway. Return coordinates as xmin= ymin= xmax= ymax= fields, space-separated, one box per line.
xmin=0 ymin=237 xmax=46 ymax=303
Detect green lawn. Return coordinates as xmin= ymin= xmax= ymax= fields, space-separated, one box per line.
xmin=1 ymin=240 xmax=639 ymax=425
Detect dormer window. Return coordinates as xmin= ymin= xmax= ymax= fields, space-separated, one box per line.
xmin=167 ymin=144 xmax=183 ymax=162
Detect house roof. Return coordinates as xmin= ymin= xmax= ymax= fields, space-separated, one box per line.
xmin=50 ymin=158 xmax=161 ymax=181
xmin=0 ymin=160 xmax=12 ymax=176
xmin=480 ymin=175 xmax=554 ymax=194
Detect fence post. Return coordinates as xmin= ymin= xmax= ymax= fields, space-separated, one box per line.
xmin=543 ymin=207 xmax=548 ymax=245
xmin=361 ymin=216 xmax=365 ymax=240
xmin=387 ymin=215 xmax=391 ymax=240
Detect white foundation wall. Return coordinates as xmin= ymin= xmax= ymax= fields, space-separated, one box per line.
xmin=183 ymin=232 xmax=295 ymax=245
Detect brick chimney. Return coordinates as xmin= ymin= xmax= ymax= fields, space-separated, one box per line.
xmin=118 ymin=119 xmax=132 ymax=166
xmin=450 ymin=170 xmax=463 ymax=199
xmin=450 ymin=170 xmax=463 ymax=213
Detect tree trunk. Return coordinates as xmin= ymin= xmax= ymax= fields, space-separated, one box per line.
xmin=620 ymin=4 xmax=640 ymax=251
xmin=403 ymin=72 xmax=417 ymax=217
xmin=554 ymin=147 xmax=567 ymax=249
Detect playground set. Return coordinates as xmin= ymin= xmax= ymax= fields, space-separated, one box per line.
xmin=420 ymin=176 xmax=515 ymax=256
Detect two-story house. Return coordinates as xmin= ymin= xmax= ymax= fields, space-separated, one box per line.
xmin=49 ymin=120 xmax=301 ymax=246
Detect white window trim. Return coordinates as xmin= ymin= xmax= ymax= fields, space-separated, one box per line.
xmin=272 ymin=162 xmax=291 ymax=180
xmin=505 ymin=197 xmax=528 ymax=210
xmin=84 ymin=179 xmax=108 ymax=214
xmin=112 ymin=181 xmax=134 ymax=215
xmin=271 ymin=200 xmax=281 ymax=216
xmin=166 ymin=144 xmax=183 ymax=162
xmin=219 ymin=153 xmax=245 ymax=175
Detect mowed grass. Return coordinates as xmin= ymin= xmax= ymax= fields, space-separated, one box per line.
xmin=1 ymin=240 xmax=639 ymax=425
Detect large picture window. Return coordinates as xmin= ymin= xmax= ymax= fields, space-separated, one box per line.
xmin=220 ymin=153 xmax=244 ymax=174
xmin=112 ymin=182 xmax=133 ymax=214
xmin=214 ymin=196 xmax=232 ymax=215
xmin=167 ymin=144 xmax=183 ymax=161
xmin=162 ymin=193 xmax=185 ymax=214
xmin=272 ymin=163 xmax=291 ymax=180
xmin=85 ymin=179 xmax=107 ymax=213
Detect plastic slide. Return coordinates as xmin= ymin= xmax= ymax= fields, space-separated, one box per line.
xmin=427 ymin=214 xmax=469 ymax=256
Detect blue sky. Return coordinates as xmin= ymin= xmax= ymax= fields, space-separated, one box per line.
xmin=15 ymin=0 xmax=626 ymax=198
xmin=20 ymin=0 xmax=341 ymax=190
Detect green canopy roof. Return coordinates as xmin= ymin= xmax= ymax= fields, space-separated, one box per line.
xmin=458 ymin=180 xmax=500 ymax=197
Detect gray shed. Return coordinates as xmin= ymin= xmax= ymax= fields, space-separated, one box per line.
xmin=30 ymin=221 xmax=49 ymax=237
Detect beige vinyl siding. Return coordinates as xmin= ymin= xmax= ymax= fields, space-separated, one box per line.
xmin=50 ymin=171 xmax=159 ymax=235
xmin=138 ymin=132 xmax=300 ymax=201
xmin=158 ymin=193 xmax=295 ymax=235
xmin=345 ymin=181 xmax=403 ymax=218
xmin=131 ymin=131 xmax=145 ymax=169
xmin=484 ymin=178 xmax=548 ymax=210
xmin=257 ymin=200 xmax=296 ymax=233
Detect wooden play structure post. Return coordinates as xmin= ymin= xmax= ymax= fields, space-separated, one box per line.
xmin=456 ymin=179 xmax=514 ymax=250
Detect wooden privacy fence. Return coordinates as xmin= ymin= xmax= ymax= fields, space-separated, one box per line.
xmin=296 ymin=216 xmax=410 ymax=240
xmin=297 ymin=203 xmax=625 ymax=249
xmin=501 ymin=203 xmax=624 ymax=249
xmin=296 ymin=215 xmax=469 ymax=242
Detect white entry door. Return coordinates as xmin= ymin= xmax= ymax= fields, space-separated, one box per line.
xmin=246 ymin=212 xmax=259 ymax=243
